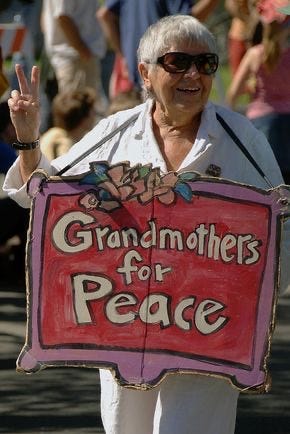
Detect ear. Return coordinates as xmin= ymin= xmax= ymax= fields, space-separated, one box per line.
xmin=138 ymin=62 xmax=151 ymax=90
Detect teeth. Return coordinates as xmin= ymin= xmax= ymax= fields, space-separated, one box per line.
xmin=177 ymin=88 xmax=198 ymax=92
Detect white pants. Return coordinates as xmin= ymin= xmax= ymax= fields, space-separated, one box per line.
xmin=100 ymin=369 xmax=239 ymax=434
xmin=52 ymin=55 xmax=108 ymax=114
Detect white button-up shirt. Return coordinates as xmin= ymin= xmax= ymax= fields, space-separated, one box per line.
xmin=4 ymin=99 xmax=290 ymax=295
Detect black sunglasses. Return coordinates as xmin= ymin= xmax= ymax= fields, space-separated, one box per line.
xmin=156 ymin=52 xmax=219 ymax=75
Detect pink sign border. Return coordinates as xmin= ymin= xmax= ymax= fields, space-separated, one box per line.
xmin=17 ymin=169 xmax=285 ymax=392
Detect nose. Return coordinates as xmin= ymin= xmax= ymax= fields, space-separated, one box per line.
xmin=183 ymin=62 xmax=200 ymax=77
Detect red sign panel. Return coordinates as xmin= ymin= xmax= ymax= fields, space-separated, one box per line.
xmin=17 ymin=162 xmax=287 ymax=391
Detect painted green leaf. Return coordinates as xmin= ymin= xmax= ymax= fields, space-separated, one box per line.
xmin=138 ymin=165 xmax=151 ymax=178
xmin=178 ymin=172 xmax=198 ymax=182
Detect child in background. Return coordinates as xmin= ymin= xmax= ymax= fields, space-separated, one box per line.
xmin=40 ymin=87 xmax=98 ymax=160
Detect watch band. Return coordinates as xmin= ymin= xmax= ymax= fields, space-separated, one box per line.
xmin=12 ymin=138 xmax=40 ymax=150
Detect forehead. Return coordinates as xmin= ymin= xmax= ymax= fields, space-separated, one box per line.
xmin=164 ymin=41 xmax=210 ymax=56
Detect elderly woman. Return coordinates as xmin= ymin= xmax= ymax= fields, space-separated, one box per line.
xmin=4 ymin=15 xmax=289 ymax=434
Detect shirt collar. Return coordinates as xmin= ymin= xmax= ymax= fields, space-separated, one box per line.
xmin=132 ymin=99 xmax=220 ymax=140
xmin=198 ymin=101 xmax=220 ymax=140
xmin=132 ymin=99 xmax=154 ymax=139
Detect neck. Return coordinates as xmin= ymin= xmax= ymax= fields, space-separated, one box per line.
xmin=153 ymin=102 xmax=201 ymax=135
xmin=151 ymin=102 xmax=202 ymax=172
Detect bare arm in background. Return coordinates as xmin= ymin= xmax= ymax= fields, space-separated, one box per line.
xmin=191 ymin=0 xmax=220 ymax=22
xmin=226 ymin=46 xmax=258 ymax=108
xmin=97 ymin=7 xmax=121 ymax=54
xmin=225 ymin=0 xmax=250 ymax=19
xmin=57 ymin=14 xmax=92 ymax=60
xmin=96 ymin=7 xmax=129 ymax=81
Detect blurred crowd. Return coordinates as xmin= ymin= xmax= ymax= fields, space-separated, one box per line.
xmin=0 ymin=0 xmax=290 ymax=284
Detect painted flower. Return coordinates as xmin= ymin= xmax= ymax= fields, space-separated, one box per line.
xmin=79 ymin=187 xmax=122 ymax=212
xmin=79 ymin=190 xmax=99 ymax=210
xmin=139 ymin=170 xmax=178 ymax=204
xmin=78 ymin=162 xmax=197 ymax=212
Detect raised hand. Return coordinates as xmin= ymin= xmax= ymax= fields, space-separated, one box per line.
xmin=8 ymin=64 xmax=41 ymax=143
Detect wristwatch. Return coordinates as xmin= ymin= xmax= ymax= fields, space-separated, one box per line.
xmin=12 ymin=138 xmax=40 ymax=150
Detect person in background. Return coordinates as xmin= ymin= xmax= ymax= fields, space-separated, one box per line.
xmin=106 ymin=88 xmax=142 ymax=115
xmin=226 ymin=1 xmax=290 ymax=184
xmin=0 ymin=48 xmax=13 ymax=173
xmin=97 ymin=0 xmax=219 ymax=99
xmin=40 ymin=87 xmax=98 ymax=160
xmin=41 ymin=0 xmax=108 ymax=115
xmin=0 ymin=101 xmax=29 ymax=281
xmin=0 ymin=101 xmax=18 ymax=173
xmin=4 ymin=14 xmax=290 ymax=434
xmin=0 ymin=0 xmax=42 ymax=91
xmin=225 ymin=0 xmax=261 ymax=76
xmin=0 ymin=46 xmax=9 ymax=100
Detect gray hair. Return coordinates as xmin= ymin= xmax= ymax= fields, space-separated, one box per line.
xmin=137 ymin=14 xmax=218 ymax=64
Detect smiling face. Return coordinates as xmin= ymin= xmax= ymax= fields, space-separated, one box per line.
xmin=139 ymin=42 xmax=215 ymax=125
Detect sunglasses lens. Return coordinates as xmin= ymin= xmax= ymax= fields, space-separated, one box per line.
xmin=196 ymin=54 xmax=218 ymax=75
xmin=158 ymin=53 xmax=218 ymax=75
xmin=159 ymin=53 xmax=191 ymax=73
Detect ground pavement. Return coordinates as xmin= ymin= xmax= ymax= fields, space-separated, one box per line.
xmin=0 ymin=264 xmax=290 ymax=434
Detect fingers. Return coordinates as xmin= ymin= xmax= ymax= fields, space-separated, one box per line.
xmin=8 ymin=87 xmax=40 ymax=114
xmin=31 ymin=65 xmax=40 ymax=101
xmin=15 ymin=63 xmax=30 ymax=95
xmin=14 ymin=64 xmax=40 ymax=101
xmin=8 ymin=89 xmax=22 ymax=112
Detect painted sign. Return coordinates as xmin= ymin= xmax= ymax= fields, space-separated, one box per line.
xmin=17 ymin=162 xmax=289 ymax=392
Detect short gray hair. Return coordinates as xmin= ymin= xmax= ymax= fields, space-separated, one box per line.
xmin=137 ymin=14 xmax=218 ymax=64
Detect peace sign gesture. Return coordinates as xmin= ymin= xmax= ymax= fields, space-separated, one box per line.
xmin=8 ymin=64 xmax=41 ymax=143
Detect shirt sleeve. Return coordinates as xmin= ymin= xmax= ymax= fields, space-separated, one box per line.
xmin=3 ymin=154 xmax=54 ymax=208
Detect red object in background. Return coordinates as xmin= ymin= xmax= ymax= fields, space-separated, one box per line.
xmin=109 ymin=54 xmax=134 ymax=98
xmin=0 ymin=22 xmax=32 ymax=58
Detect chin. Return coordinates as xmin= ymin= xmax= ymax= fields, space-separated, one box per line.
xmin=176 ymin=101 xmax=204 ymax=114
